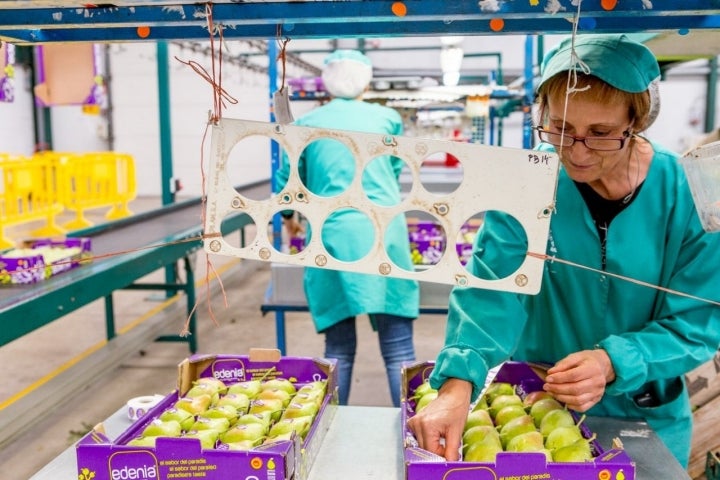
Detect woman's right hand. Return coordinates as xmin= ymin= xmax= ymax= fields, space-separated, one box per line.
xmin=406 ymin=378 xmax=473 ymax=461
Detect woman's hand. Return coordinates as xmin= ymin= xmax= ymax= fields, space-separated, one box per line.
xmin=543 ymin=349 xmax=616 ymax=412
xmin=406 ymin=378 xmax=472 ymax=461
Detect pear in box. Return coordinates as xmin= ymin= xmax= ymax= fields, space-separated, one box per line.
xmin=216 ymin=392 xmax=251 ymax=413
xmin=199 ymin=405 xmax=240 ymax=425
xmin=529 ymin=397 xmax=564 ymax=427
xmin=498 ymin=414 xmax=536 ymax=448
xmin=506 ymin=430 xmax=552 ymax=460
xmin=183 ymin=429 xmax=220 ymax=449
xmin=282 ymin=400 xmax=319 ymax=420
xmin=220 ymin=422 xmax=267 ymax=444
xmin=464 ymin=409 xmax=494 ymax=431
xmin=268 ymin=415 xmax=313 ymax=440
xmin=256 ymin=387 xmax=293 ymax=408
xmin=194 ymin=377 xmax=228 ymax=395
xmin=483 ymin=382 xmax=515 ymax=404
xmin=158 ymin=407 xmax=195 ymax=431
xmin=540 ymin=408 xmax=576 ymax=437
xmin=494 ymin=404 xmax=527 ymax=428
xmin=249 ymin=398 xmax=284 ymax=422
xmin=175 ymin=393 xmax=212 ymax=415
xmin=551 ymin=434 xmax=596 ymax=462
xmin=261 ymin=378 xmax=297 ymax=396
xmin=189 ymin=416 xmax=231 ymax=434
xmin=127 ymin=436 xmax=158 ymax=447
xmin=462 ymin=425 xmax=500 ymax=455
xmin=142 ymin=419 xmax=182 ymax=438
xmin=235 ymin=411 xmax=273 ymax=429
xmin=489 ymin=394 xmax=523 ymax=419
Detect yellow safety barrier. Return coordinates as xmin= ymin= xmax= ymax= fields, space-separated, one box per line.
xmin=44 ymin=151 xmax=137 ymax=230
xmin=0 ymin=153 xmax=65 ymax=249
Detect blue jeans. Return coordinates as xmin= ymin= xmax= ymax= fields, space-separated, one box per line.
xmin=324 ymin=314 xmax=415 ymax=407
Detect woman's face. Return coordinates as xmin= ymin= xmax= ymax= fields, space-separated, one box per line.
xmin=545 ymin=93 xmax=633 ymax=185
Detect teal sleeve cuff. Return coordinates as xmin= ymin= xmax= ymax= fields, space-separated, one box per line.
xmin=280 ymin=210 xmax=294 ymax=219
xmin=428 ymin=345 xmax=491 ymax=402
xmin=597 ymin=335 xmax=647 ymax=395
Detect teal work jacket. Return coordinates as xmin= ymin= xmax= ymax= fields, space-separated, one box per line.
xmin=430 ymin=141 xmax=720 ymax=467
xmin=275 ymin=98 xmax=419 ymax=332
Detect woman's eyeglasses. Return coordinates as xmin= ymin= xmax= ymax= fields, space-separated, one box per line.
xmin=533 ymin=127 xmax=631 ymax=152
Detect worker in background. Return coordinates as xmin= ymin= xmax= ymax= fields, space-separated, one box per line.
xmin=408 ymin=34 xmax=720 ymax=468
xmin=275 ymin=49 xmax=420 ymax=407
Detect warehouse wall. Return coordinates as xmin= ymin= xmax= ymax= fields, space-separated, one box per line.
xmin=0 ymin=38 xmax=718 ymax=199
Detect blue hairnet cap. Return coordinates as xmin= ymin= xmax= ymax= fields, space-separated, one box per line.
xmin=324 ymin=49 xmax=372 ymax=67
xmin=539 ymin=34 xmax=660 ymax=93
xmin=322 ymin=49 xmax=373 ymax=99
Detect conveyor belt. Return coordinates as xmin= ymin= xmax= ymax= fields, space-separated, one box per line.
xmin=0 ymin=180 xmax=270 ymax=347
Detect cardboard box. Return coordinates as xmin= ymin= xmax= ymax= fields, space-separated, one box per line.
xmin=76 ymin=350 xmax=338 ymax=480
xmin=401 ymin=361 xmax=636 ymax=480
xmin=0 ymin=237 xmax=91 ymax=284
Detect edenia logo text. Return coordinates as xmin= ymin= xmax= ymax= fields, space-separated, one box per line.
xmin=111 ymin=464 xmax=157 ymax=479
xmin=214 ymin=367 xmax=244 ymax=380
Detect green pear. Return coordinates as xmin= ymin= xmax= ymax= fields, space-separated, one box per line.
xmin=489 ymin=394 xmax=523 ymax=419
xmin=174 ymin=394 xmax=212 ymax=415
xmin=293 ymin=389 xmax=325 ymax=409
xmin=471 ymin=395 xmax=489 ymax=412
xmin=506 ymin=430 xmax=545 ymax=452
xmin=522 ymin=390 xmax=554 ymax=408
xmin=462 ymin=425 xmax=501 ymax=454
xmin=540 ymin=409 xmax=576 ymax=437
xmin=411 ymin=380 xmax=435 ymax=400
xmin=235 ymin=412 xmax=273 ymax=429
xmin=529 ymin=397 xmax=564 ymax=427
xmin=261 ymin=378 xmax=297 ymax=396
xmin=268 ymin=415 xmax=314 ymax=440
xmin=256 ymin=388 xmax=293 ymax=408
xmin=189 ymin=416 xmax=231 ymax=434
xmin=483 ymin=382 xmax=515 ymax=404
xmin=493 ymin=404 xmax=527 ymax=428
xmin=220 ymin=422 xmax=267 ymax=444
xmin=158 ymin=408 xmax=195 ymax=431
xmin=498 ymin=414 xmax=536 ymax=448
xmin=282 ymin=400 xmax=319 ymax=420
xmin=227 ymin=380 xmax=263 ymax=399
xmin=225 ymin=439 xmax=263 ymax=451
xmin=127 ymin=436 xmax=158 ymax=447
xmin=142 ymin=419 xmax=182 ymax=438
xmin=263 ymin=431 xmax=294 ymax=445
xmin=545 ymin=425 xmax=584 ymax=451
xmin=249 ymin=398 xmax=285 ymax=422
xmin=297 ymin=380 xmax=327 ymax=395
xmin=185 ymin=383 xmax=220 ymax=405
xmin=463 ymin=435 xmax=503 ymax=462
xmin=415 ymin=391 xmax=438 ymax=412
xmin=464 ymin=409 xmax=494 ymax=431
xmin=194 ymin=377 xmax=228 ymax=395
xmin=183 ymin=429 xmax=219 ymax=449
xmin=551 ymin=434 xmax=596 ymax=462
xmin=216 ymin=392 xmax=251 ymax=413
xmin=199 ymin=405 xmax=240 ymax=425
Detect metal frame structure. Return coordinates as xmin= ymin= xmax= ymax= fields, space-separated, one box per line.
xmin=0 ymin=1 xmax=719 ymax=43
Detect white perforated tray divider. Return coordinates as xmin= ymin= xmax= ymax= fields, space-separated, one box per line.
xmin=203 ymin=118 xmax=559 ymax=294
xmin=681 ymin=139 xmax=720 ymax=233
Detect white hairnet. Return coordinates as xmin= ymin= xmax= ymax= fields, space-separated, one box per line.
xmin=322 ymin=49 xmax=373 ymax=99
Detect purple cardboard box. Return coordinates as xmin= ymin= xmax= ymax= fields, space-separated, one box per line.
xmin=76 ymin=350 xmax=338 ymax=480
xmin=401 ymin=361 xmax=636 ymax=480
xmin=0 ymin=237 xmax=91 ymax=284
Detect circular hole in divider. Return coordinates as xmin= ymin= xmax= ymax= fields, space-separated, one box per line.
xmin=390 ymin=210 xmax=446 ymax=272
xmin=362 ymin=154 xmax=409 ymax=207
xmin=321 ymin=208 xmax=375 ymax=263
xmin=299 ymin=137 xmax=356 ymax=198
xmin=462 ymin=210 xmax=528 ymax=281
xmin=219 ymin=212 xmax=257 ymax=250
xmin=226 ymin=134 xmax=281 ymax=201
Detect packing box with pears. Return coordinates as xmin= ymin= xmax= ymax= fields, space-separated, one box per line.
xmin=401 ymin=361 xmax=636 ymax=480
xmin=76 ymin=349 xmax=338 ymax=480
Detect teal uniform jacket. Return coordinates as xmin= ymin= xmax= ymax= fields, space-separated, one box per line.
xmin=430 ymin=141 xmax=720 ymax=466
xmin=275 ymin=98 xmax=420 ymax=333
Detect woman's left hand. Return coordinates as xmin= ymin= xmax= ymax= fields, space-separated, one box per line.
xmin=542 ymin=349 xmax=616 ymax=412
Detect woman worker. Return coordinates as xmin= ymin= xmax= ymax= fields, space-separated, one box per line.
xmin=275 ymin=49 xmax=419 ymax=407
xmin=407 ymin=34 xmax=720 ymax=468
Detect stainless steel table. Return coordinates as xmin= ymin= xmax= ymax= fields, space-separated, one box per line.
xmin=32 ymin=405 xmax=689 ymax=479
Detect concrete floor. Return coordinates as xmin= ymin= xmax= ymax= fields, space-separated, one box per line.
xmin=0 ymin=198 xmax=447 ymax=479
